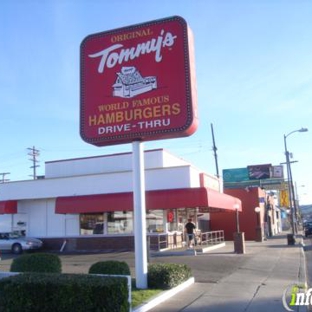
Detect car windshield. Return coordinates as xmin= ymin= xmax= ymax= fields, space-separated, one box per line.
xmin=8 ymin=232 xmax=23 ymax=239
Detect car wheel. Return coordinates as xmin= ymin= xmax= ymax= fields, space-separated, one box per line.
xmin=12 ymin=243 xmax=23 ymax=254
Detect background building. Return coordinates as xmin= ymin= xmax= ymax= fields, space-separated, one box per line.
xmin=211 ymin=187 xmax=282 ymax=241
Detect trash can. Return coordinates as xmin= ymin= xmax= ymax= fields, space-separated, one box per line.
xmin=287 ymin=234 xmax=296 ymax=245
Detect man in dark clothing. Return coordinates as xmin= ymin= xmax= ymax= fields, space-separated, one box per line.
xmin=185 ymin=219 xmax=197 ymax=247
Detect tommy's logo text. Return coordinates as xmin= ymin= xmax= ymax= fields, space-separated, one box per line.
xmin=88 ymin=29 xmax=177 ymax=73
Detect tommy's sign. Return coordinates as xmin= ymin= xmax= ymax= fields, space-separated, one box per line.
xmin=80 ymin=16 xmax=198 ymax=146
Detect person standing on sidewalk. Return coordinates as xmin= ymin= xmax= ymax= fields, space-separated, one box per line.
xmin=185 ymin=218 xmax=197 ymax=248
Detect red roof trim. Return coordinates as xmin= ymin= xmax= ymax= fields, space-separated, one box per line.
xmin=55 ymin=188 xmax=241 ymax=214
xmin=0 ymin=201 xmax=17 ymax=214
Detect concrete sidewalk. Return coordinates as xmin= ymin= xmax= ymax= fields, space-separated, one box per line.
xmin=146 ymin=233 xmax=307 ymax=312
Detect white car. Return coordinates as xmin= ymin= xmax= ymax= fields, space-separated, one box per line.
xmin=0 ymin=232 xmax=43 ymax=254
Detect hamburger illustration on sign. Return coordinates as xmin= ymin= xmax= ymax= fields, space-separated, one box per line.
xmin=112 ymin=66 xmax=157 ymax=98
xmin=80 ymin=16 xmax=198 ymax=146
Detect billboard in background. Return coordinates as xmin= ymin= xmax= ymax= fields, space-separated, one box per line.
xmin=247 ymin=164 xmax=271 ymax=180
xmin=223 ymin=165 xmax=285 ymax=190
xmin=223 ymin=168 xmax=249 ymax=183
xmin=80 ymin=16 xmax=198 ymax=146
xmin=272 ymin=165 xmax=284 ymax=179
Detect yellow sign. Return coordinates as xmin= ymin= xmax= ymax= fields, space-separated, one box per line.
xmin=280 ymin=189 xmax=290 ymax=207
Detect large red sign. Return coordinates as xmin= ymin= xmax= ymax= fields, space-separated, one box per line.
xmin=80 ymin=16 xmax=198 ymax=146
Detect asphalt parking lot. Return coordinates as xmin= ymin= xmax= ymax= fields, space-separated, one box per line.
xmin=0 ymin=251 xmax=136 ymax=275
xmin=0 ymin=241 xmax=249 ymax=283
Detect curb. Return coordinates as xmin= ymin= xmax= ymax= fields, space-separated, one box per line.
xmin=298 ymin=237 xmax=309 ymax=312
xmin=298 ymin=236 xmax=308 ymax=287
xmin=150 ymin=242 xmax=226 ymax=257
xmin=197 ymin=242 xmax=226 ymax=253
xmin=151 ymin=249 xmax=197 ymax=257
xmin=132 ymin=277 xmax=195 ymax=312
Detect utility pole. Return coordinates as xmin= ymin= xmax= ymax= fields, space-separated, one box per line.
xmin=0 ymin=172 xmax=10 ymax=183
xmin=210 ymin=123 xmax=219 ymax=178
xmin=27 ymin=146 xmax=40 ymax=180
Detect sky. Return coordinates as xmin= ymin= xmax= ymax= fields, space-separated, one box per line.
xmin=0 ymin=0 xmax=311 ymax=205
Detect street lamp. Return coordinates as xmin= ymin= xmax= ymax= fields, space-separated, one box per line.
xmin=254 ymin=207 xmax=262 ymax=242
xmin=233 ymin=203 xmax=245 ymax=254
xmin=234 ymin=203 xmax=240 ymax=233
xmin=284 ymin=127 xmax=308 ymax=236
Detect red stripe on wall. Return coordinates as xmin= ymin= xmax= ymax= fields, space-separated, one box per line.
xmin=0 ymin=201 xmax=17 ymax=214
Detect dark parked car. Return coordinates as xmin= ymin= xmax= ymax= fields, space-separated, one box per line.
xmin=305 ymin=225 xmax=312 ymax=237
xmin=304 ymin=221 xmax=312 ymax=229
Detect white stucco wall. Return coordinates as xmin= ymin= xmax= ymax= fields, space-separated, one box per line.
xmin=0 ymin=166 xmax=200 ymax=201
xmin=45 ymin=149 xmax=190 ymax=179
xmin=200 ymin=172 xmax=222 ymax=191
xmin=15 ymin=199 xmax=79 ymax=238
xmin=0 ymin=214 xmax=13 ymax=232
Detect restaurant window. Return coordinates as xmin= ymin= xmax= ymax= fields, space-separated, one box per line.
xmin=169 ymin=208 xmax=198 ymax=232
xmin=167 ymin=209 xmax=177 ymax=232
xmin=107 ymin=211 xmax=133 ymax=234
xmin=80 ymin=213 xmax=104 ymax=235
xmin=146 ymin=210 xmax=164 ymax=233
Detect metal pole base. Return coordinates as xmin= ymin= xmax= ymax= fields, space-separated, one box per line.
xmin=233 ymin=232 xmax=246 ymax=254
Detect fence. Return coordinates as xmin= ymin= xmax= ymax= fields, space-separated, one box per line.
xmin=199 ymin=230 xmax=225 ymax=246
xmin=149 ymin=230 xmax=225 ymax=251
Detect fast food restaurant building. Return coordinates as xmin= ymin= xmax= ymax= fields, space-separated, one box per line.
xmin=0 ymin=149 xmax=242 ymax=252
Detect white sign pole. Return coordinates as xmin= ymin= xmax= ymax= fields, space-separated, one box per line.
xmin=132 ymin=141 xmax=148 ymax=289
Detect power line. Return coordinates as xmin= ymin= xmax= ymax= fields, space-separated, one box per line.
xmin=0 ymin=172 xmax=10 ymax=183
xmin=27 ymin=146 xmax=40 ymax=180
xmin=210 ymin=123 xmax=220 ymax=178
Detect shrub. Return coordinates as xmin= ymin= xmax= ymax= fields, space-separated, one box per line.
xmin=89 ymin=260 xmax=130 ymax=275
xmin=0 ymin=273 xmax=129 ymax=312
xmin=148 ymin=263 xmax=192 ymax=289
xmin=10 ymin=253 xmax=62 ymax=273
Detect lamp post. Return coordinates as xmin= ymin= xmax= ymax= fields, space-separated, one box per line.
xmin=284 ymin=127 xmax=308 ymax=237
xmin=234 ymin=203 xmax=240 ymax=233
xmin=254 ymin=207 xmax=262 ymax=242
xmin=233 ymin=203 xmax=245 ymax=254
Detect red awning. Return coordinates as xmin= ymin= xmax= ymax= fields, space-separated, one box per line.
xmin=55 ymin=187 xmax=241 ymax=214
xmin=0 ymin=201 xmax=17 ymax=214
